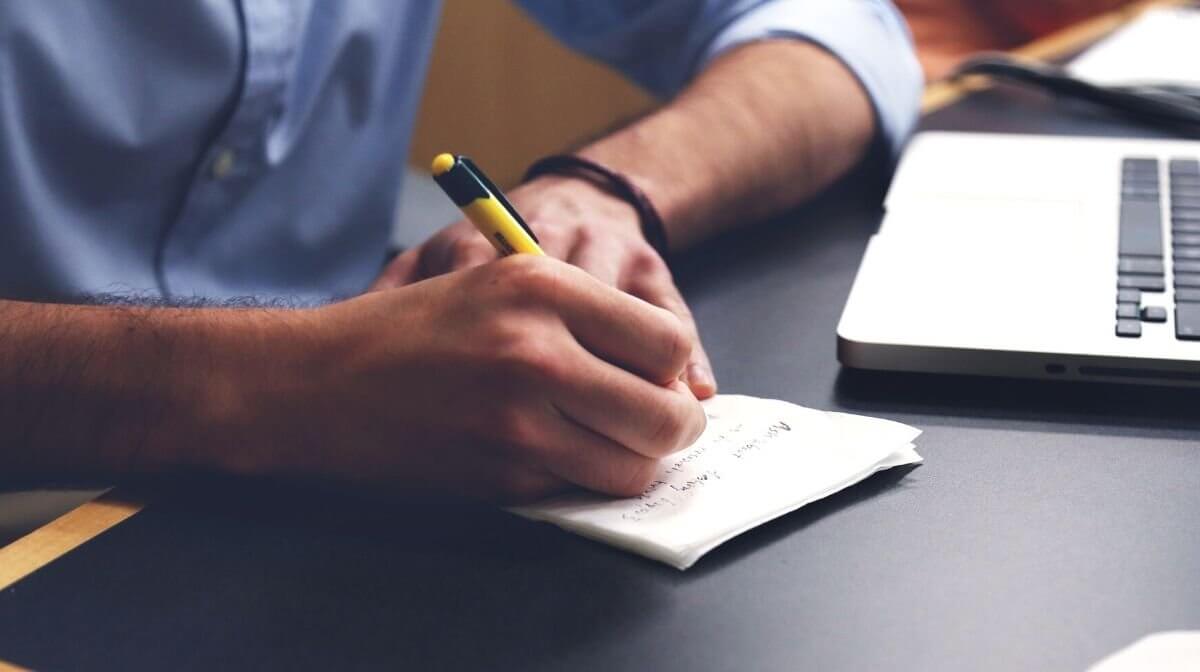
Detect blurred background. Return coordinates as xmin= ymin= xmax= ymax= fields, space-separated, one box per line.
xmin=395 ymin=0 xmax=1152 ymax=245
xmin=407 ymin=0 xmax=1147 ymax=186
xmin=408 ymin=0 xmax=654 ymax=188
xmin=395 ymin=0 xmax=658 ymax=246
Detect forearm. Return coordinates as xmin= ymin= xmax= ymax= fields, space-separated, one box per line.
xmin=578 ymin=40 xmax=875 ymax=249
xmin=0 ymin=299 xmax=298 ymax=481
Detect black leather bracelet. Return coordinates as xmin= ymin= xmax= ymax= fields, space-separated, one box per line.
xmin=524 ymin=154 xmax=670 ymax=257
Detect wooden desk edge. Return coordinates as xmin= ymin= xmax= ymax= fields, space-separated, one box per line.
xmin=0 ymin=0 xmax=1180 ymax=599
xmin=0 ymin=492 xmax=143 ymax=591
xmin=921 ymin=0 xmax=1187 ymax=114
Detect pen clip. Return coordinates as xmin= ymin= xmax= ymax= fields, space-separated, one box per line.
xmin=459 ymin=157 xmax=540 ymax=244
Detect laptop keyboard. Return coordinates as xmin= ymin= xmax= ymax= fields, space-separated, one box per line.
xmin=1116 ymin=156 xmax=1200 ymax=339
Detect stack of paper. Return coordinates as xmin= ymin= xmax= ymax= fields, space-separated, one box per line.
xmin=511 ymin=394 xmax=921 ymax=570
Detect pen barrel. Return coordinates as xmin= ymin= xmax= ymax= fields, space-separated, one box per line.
xmin=462 ymin=196 xmax=545 ymax=256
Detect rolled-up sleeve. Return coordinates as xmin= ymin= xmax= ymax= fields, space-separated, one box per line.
xmin=515 ymin=0 xmax=924 ymax=157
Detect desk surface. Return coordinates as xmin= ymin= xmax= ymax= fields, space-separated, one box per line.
xmin=4 ymin=85 xmax=1200 ymax=671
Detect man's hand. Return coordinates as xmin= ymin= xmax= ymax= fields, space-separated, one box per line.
xmin=370 ymin=39 xmax=881 ymax=402
xmin=0 ymin=256 xmax=704 ymax=501
xmin=370 ymin=175 xmax=717 ymax=400
xmin=279 ymin=255 xmax=706 ymax=502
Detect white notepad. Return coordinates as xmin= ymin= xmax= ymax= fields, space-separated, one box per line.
xmin=511 ymin=394 xmax=921 ymax=569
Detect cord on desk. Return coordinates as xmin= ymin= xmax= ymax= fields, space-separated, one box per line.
xmin=952 ymin=54 xmax=1200 ymax=136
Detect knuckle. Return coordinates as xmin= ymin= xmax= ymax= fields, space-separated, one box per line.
xmin=605 ymin=457 xmax=658 ymax=497
xmin=536 ymin=222 xmax=568 ymax=248
xmin=526 ymin=345 xmax=572 ymax=386
xmin=493 ymin=405 xmax=540 ymax=449
xmin=483 ymin=316 xmax=533 ymax=360
xmin=491 ymin=254 xmax=563 ymax=300
xmin=648 ymin=404 xmax=689 ymax=454
xmin=571 ymin=223 xmax=595 ymax=247
xmin=494 ymin=333 xmax=568 ymax=384
xmin=630 ymin=246 xmax=669 ymax=277
xmin=448 ymin=236 xmax=483 ymax=261
xmin=660 ymin=313 xmax=693 ymax=373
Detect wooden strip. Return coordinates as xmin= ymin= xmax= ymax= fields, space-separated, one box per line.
xmin=921 ymin=0 xmax=1187 ymax=113
xmin=0 ymin=493 xmax=142 ymax=591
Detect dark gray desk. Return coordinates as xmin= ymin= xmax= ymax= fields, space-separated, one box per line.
xmin=2 ymin=85 xmax=1200 ymax=671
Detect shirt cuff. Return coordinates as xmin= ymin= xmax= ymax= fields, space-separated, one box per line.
xmin=700 ymin=1 xmax=924 ymax=159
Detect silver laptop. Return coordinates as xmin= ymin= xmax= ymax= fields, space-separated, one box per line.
xmin=837 ymin=131 xmax=1200 ymax=386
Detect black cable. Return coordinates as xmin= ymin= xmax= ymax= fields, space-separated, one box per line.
xmin=952 ymin=54 xmax=1200 ymax=135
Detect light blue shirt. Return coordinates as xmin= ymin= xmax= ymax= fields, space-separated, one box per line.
xmin=0 ymin=1 xmax=921 ymax=304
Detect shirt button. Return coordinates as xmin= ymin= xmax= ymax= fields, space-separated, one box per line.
xmin=210 ymin=148 xmax=236 ymax=179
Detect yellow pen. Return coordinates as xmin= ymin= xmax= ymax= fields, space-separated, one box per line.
xmin=430 ymin=153 xmax=545 ymax=256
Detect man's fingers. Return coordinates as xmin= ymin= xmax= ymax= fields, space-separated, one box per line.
xmin=531 ymin=223 xmax=574 ymax=260
xmin=406 ymin=222 xmax=499 ymax=281
xmin=447 ymin=237 xmax=498 ymax=271
xmin=534 ymin=404 xmax=664 ymax=497
xmin=626 ymin=268 xmax=718 ymax=400
xmin=568 ymin=237 xmax=623 ymax=287
xmin=543 ymin=264 xmax=691 ymax=385
xmin=432 ymin=235 xmax=497 ymax=276
xmin=552 ymin=344 xmax=706 ymax=460
xmin=368 ymin=248 xmax=422 ymax=291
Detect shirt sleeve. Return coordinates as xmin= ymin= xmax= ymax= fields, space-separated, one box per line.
xmin=514 ymin=0 xmax=924 ymax=157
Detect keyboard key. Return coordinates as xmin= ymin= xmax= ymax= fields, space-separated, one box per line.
xmin=1125 ymin=175 xmax=1160 ymax=184
xmin=1175 ymin=233 xmax=1200 ymax=246
xmin=1124 ymin=182 xmax=1159 ymax=192
xmin=1117 ymin=319 xmax=1143 ymax=338
xmin=1177 ymin=303 xmax=1200 ymax=340
xmin=1118 ymin=177 xmax=1156 ymax=190
xmin=1119 ymin=200 xmax=1164 ymax=256
xmin=1170 ymin=158 xmax=1200 ymax=174
xmin=1174 ymin=221 xmax=1200 ymax=233
xmin=1174 ymin=260 xmax=1200 ymax=274
xmin=1173 ymin=196 xmax=1200 ymax=209
xmin=1175 ymin=247 xmax=1200 ymax=260
xmin=1119 ymin=274 xmax=1166 ymax=291
xmin=1142 ymin=305 xmax=1168 ymax=322
xmin=1117 ymin=303 xmax=1140 ymax=319
xmin=1124 ymin=157 xmax=1159 ymax=170
xmin=1118 ymin=288 xmax=1142 ymax=303
xmin=1175 ymin=273 xmax=1200 ymax=288
xmin=1176 ymin=210 xmax=1200 ymax=222
xmin=1118 ymin=256 xmax=1164 ymax=275
xmin=1175 ymin=288 xmax=1200 ymax=302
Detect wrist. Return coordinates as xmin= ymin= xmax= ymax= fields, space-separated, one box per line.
xmin=181 ymin=306 xmax=327 ymax=478
xmin=520 ymin=174 xmax=644 ymax=240
xmin=524 ymin=154 xmax=669 ymax=254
